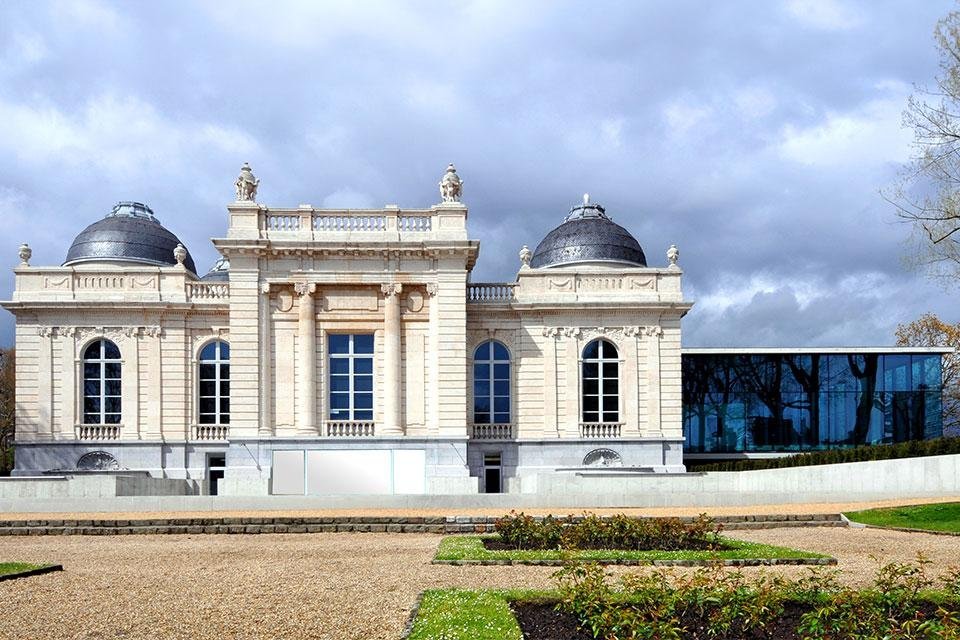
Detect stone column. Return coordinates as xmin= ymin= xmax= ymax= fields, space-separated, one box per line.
xmin=644 ymin=325 xmax=664 ymax=437
xmin=381 ymin=282 xmax=403 ymax=435
xmin=259 ymin=283 xmax=273 ymax=436
xmin=295 ymin=283 xmax=317 ymax=434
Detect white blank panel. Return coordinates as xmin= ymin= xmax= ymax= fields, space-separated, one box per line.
xmin=307 ymin=450 xmax=391 ymax=494
xmin=393 ymin=450 xmax=426 ymax=494
xmin=272 ymin=450 xmax=305 ymax=495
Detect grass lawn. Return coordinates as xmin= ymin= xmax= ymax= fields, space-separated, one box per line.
xmin=0 ymin=562 xmax=54 ymax=578
xmin=845 ymin=502 xmax=960 ymax=533
xmin=433 ymin=535 xmax=834 ymax=565
xmin=406 ymin=589 xmax=531 ymax=640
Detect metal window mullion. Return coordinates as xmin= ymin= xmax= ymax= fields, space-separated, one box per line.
xmin=99 ymin=347 xmax=106 ymax=425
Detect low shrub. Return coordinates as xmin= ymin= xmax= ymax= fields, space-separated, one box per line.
xmin=493 ymin=512 xmax=722 ymax=551
xmin=554 ymin=557 xmax=960 ymax=639
xmin=690 ymin=437 xmax=960 ymax=473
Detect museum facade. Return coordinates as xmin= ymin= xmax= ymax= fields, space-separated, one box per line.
xmin=2 ymin=164 xmax=947 ymax=494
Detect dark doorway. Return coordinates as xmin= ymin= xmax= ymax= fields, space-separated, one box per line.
xmin=208 ymin=455 xmax=226 ymax=496
xmin=483 ymin=452 xmax=502 ymax=493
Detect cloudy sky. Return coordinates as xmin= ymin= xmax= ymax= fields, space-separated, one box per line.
xmin=0 ymin=0 xmax=957 ymax=347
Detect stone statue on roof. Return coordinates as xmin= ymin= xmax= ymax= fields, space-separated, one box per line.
xmin=235 ymin=162 xmax=259 ymax=202
xmin=439 ymin=163 xmax=463 ymax=203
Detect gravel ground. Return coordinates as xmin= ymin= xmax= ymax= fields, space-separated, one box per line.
xmin=2 ymin=527 xmax=960 ymax=639
xmin=3 ymin=495 xmax=958 ymax=521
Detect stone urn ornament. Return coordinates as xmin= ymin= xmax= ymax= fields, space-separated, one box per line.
xmin=667 ymin=244 xmax=679 ymax=269
xmin=519 ymin=244 xmax=532 ymax=269
xmin=18 ymin=243 xmax=31 ymax=266
xmin=439 ymin=163 xmax=463 ymax=203
xmin=235 ymin=162 xmax=259 ymax=202
xmin=174 ymin=243 xmax=187 ymax=266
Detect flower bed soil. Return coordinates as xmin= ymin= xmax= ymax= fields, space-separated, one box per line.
xmin=510 ymin=601 xmax=947 ymax=640
xmin=482 ymin=539 xmax=717 ymax=552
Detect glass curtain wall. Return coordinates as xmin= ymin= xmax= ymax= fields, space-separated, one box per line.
xmin=682 ymin=353 xmax=943 ymax=453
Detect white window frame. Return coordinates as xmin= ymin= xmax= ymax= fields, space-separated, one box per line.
xmin=472 ymin=340 xmax=511 ymax=424
xmin=327 ymin=333 xmax=375 ymax=421
xmin=82 ymin=338 xmax=122 ymax=425
xmin=198 ymin=340 xmax=230 ymax=425
xmin=581 ymin=338 xmax=620 ymax=424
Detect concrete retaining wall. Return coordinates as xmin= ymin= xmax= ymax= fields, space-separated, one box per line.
xmin=0 ymin=475 xmax=199 ymax=499
xmin=0 ymin=455 xmax=956 ymax=512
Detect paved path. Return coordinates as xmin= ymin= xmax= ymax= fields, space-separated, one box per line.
xmin=1 ymin=495 xmax=956 ymax=521
xmin=3 ymin=526 xmax=960 ymax=639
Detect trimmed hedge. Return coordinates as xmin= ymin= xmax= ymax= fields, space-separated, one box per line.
xmin=690 ymin=437 xmax=960 ymax=472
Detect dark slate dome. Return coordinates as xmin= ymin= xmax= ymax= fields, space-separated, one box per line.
xmin=530 ymin=195 xmax=646 ymax=269
xmin=64 ymin=202 xmax=197 ymax=274
xmin=200 ymin=256 xmax=230 ymax=282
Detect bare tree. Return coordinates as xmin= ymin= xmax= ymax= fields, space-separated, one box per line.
xmin=889 ymin=11 xmax=960 ymax=280
xmin=0 ymin=349 xmax=14 ymax=475
xmin=895 ymin=313 xmax=960 ymax=436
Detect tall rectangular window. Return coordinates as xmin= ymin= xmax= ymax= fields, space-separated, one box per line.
xmin=328 ymin=334 xmax=374 ymax=421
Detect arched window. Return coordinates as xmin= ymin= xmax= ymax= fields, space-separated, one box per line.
xmin=473 ymin=340 xmax=510 ymax=424
xmin=582 ymin=339 xmax=619 ymax=423
xmin=83 ymin=339 xmax=121 ymax=425
xmin=199 ymin=340 xmax=230 ymax=424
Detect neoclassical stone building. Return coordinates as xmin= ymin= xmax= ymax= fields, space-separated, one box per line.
xmin=3 ymin=163 xmax=691 ymax=494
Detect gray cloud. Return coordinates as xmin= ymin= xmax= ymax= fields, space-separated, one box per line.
xmin=0 ymin=0 xmax=957 ymax=347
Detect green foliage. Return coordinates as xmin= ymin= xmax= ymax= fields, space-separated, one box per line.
xmin=493 ymin=511 xmax=722 ymax=551
xmin=554 ymin=557 xmax=960 ymax=639
xmin=690 ymin=437 xmax=960 ymax=472
xmin=0 ymin=562 xmax=50 ymax=577
xmin=434 ymin=534 xmax=830 ymax=564
xmin=846 ymin=501 xmax=960 ymax=533
xmin=406 ymin=589 xmax=524 ymax=640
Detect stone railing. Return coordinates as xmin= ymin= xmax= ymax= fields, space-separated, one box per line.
xmin=325 ymin=421 xmax=376 ymax=437
xmin=249 ymin=207 xmax=461 ymax=242
xmin=470 ymin=424 xmax=514 ymax=440
xmin=193 ymin=425 xmax=229 ymax=440
xmin=186 ymin=282 xmax=229 ymax=302
xmin=314 ymin=214 xmax=386 ymax=232
xmin=76 ymin=424 xmax=121 ymax=440
xmin=579 ymin=423 xmax=623 ymax=439
xmin=466 ymin=282 xmax=517 ymax=303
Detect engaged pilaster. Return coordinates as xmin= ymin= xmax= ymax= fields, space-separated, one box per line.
xmin=295 ymin=283 xmax=317 ymax=433
xmin=381 ymin=282 xmax=403 ymax=436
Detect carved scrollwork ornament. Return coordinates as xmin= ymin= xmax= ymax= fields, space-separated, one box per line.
xmin=57 ymin=326 xmax=77 ymax=338
xmin=644 ymin=325 xmax=664 ymax=338
xmin=37 ymin=326 xmax=53 ymax=338
xmin=542 ymin=326 xmax=561 ymax=338
xmin=144 ymin=326 xmax=163 ymax=338
xmin=123 ymin=326 xmax=140 ymax=338
xmin=425 ymin=283 xmax=439 ymax=297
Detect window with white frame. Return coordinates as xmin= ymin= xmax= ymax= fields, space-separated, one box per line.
xmin=198 ymin=340 xmax=230 ymax=424
xmin=83 ymin=339 xmax=121 ymax=425
xmin=328 ymin=334 xmax=374 ymax=421
xmin=473 ymin=340 xmax=510 ymax=424
xmin=582 ymin=338 xmax=619 ymax=423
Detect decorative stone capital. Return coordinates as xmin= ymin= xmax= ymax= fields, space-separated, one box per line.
xmin=425 ymin=283 xmax=439 ymax=297
xmin=542 ymin=326 xmax=561 ymax=338
xmin=381 ymin=282 xmax=403 ymax=298
xmin=144 ymin=326 xmax=163 ymax=338
xmin=623 ymin=326 xmax=642 ymax=337
xmin=57 ymin=326 xmax=77 ymax=338
xmin=562 ymin=326 xmax=582 ymax=339
xmin=644 ymin=325 xmax=664 ymax=338
xmin=294 ymin=282 xmax=316 ymax=297
xmin=37 ymin=326 xmax=53 ymax=338
xmin=123 ymin=326 xmax=140 ymax=338
xmin=260 ymin=282 xmax=271 ymax=295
